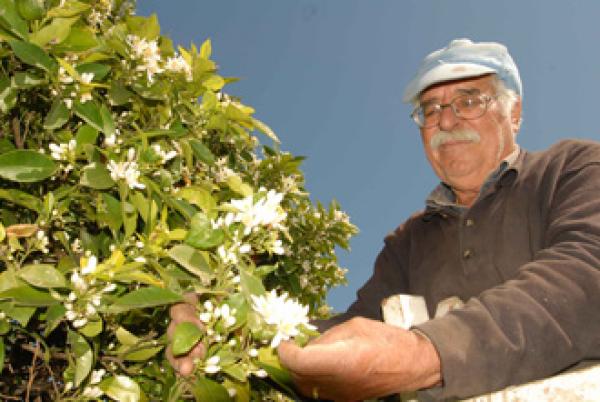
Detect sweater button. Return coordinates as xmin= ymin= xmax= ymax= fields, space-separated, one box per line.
xmin=463 ymin=249 xmax=473 ymax=259
xmin=465 ymin=218 xmax=474 ymax=227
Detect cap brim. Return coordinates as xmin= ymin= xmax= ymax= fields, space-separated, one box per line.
xmin=403 ymin=63 xmax=496 ymax=103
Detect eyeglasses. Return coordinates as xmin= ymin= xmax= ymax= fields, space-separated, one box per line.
xmin=411 ymin=93 xmax=498 ymax=128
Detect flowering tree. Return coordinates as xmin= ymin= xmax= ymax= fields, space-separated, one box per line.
xmin=0 ymin=0 xmax=357 ymax=400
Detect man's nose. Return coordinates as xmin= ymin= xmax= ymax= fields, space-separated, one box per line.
xmin=438 ymin=105 xmax=458 ymax=131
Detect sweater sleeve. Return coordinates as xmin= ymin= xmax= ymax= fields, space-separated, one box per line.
xmin=416 ymin=161 xmax=600 ymax=400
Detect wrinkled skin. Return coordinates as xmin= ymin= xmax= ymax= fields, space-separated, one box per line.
xmin=277 ymin=317 xmax=441 ymax=401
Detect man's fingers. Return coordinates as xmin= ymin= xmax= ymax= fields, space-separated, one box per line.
xmin=278 ymin=340 xmax=350 ymax=375
xmin=166 ymin=340 xmax=206 ymax=376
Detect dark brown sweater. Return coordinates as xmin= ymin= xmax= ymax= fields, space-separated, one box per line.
xmin=322 ymin=139 xmax=600 ymax=400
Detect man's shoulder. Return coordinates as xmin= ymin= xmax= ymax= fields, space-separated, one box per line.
xmin=536 ymin=138 xmax=600 ymax=160
xmin=384 ymin=210 xmax=426 ymax=242
xmin=524 ymin=138 xmax=600 ymax=172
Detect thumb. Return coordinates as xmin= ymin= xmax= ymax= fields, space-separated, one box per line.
xmin=277 ymin=340 xmax=303 ymax=370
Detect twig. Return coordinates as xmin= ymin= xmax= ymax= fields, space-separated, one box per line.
xmin=0 ymin=394 xmax=21 ymax=400
xmin=21 ymin=343 xmax=67 ymax=360
xmin=25 ymin=341 xmax=41 ymax=402
xmin=12 ymin=117 xmax=22 ymax=149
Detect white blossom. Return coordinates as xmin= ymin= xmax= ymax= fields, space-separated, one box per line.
xmin=82 ymin=386 xmax=103 ymax=398
xmin=151 ymin=144 xmax=178 ymax=164
xmin=164 ymin=55 xmax=192 ymax=80
xmin=229 ymin=190 xmax=287 ymax=235
xmin=49 ymin=140 xmax=77 ymax=161
xmin=36 ymin=230 xmax=49 ymax=253
xmin=90 ymin=368 xmax=106 ymax=384
xmin=80 ymin=91 xmax=93 ymax=103
xmin=81 ymin=255 xmax=98 ymax=275
xmin=204 ymin=355 xmax=220 ymax=374
xmin=107 ymin=151 xmax=145 ymax=190
xmin=199 ymin=312 xmax=211 ymax=323
xmin=127 ymin=35 xmax=164 ymax=82
xmin=58 ymin=67 xmax=73 ymax=84
xmin=72 ymin=317 xmax=88 ymax=328
xmin=251 ymin=290 xmax=316 ymax=347
xmin=80 ymin=72 xmax=94 ymax=84
xmin=70 ymin=271 xmax=87 ymax=292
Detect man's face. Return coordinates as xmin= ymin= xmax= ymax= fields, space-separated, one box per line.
xmin=418 ymin=74 xmax=521 ymax=203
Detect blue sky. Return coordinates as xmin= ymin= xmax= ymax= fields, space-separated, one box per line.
xmin=137 ymin=1 xmax=600 ymax=311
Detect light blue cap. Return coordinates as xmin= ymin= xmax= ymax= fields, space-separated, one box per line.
xmin=403 ymin=38 xmax=522 ymax=103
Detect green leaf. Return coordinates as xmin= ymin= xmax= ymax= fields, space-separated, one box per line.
xmin=108 ymin=286 xmax=182 ymax=313
xmin=0 ymin=286 xmax=57 ymax=306
xmin=81 ymin=163 xmax=115 ymax=189
xmin=201 ymin=90 xmax=217 ymax=110
xmin=0 ymin=188 xmax=42 ymax=212
xmin=0 ymin=0 xmax=29 ymax=39
xmin=79 ymin=318 xmax=103 ymax=337
xmin=200 ymin=38 xmax=212 ymax=59
xmin=98 ymin=193 xmax=122 ymax=231
xmin=0 ymin=336 xmax=4 ymax=375
xmin=122 ymin=344 xmax=163 ymax=362
xmin=130 ymin=192 xmax=157 ymax=224
xmin=56 ymin=26 xmax=98 ymax=51
xmin=171 ymin=322 xmax=203 ymax=357
xmin=185 ymin=212 xmax=224 ymax=250
xmin=0 ymin=319 xmax=8 ymax=335
xmin=167 ymin=244 xmax=212 ymax=283
xmin=73 ymin=100 xmax=103 ymax=132
xmin=0 ymin=75 xmax=17 ymax=113
xmin=0 ymin=302 xmax=35 ymax=326
xmin=100 ymin=103 xmax=116 ymax=137
xmin=176 ymin=186 xmax=216 ymax=214
xmin=0 ymin=150 xmax=57 ymax=182
xmin=192 ymin=377 xmax=230 ymax=402
xmin=8 ymin=40 xmax=57 ymax=73
xmin=189 ymin=139 xmax=215 ymax=165
xmin=222 ymin=364 xmax=246 ymax=383
xmin=126 ymin=14 xmax=160 ymax=40
xmin=29 ymin=16 xmax=77 ymax=46
xmin=203 ymin=74 xmax=225 ymax=91
xmin=43 ymin=303 xmax=66 ymax=336
xmin=75 ymin=124 xmax=98 ymax=149
xmin=76 ymin=62 xmax=111 ymax=81
xmin=226 ymin=175 xmax=253 ymax=197
xmin=108 ymin=81 xmax=133 ymax=106
xmin=43 ymin=97 xmax=70 ymax=130
xmin=252 ymin=117 xmax=280 ymax=143
xmin=132 ymin=80 xmax=168 ymax=100
xmin=12 ymin=71 xmax=46 ymax=88
xmin=100 ymin=375 xmax=141 ymax=402
xmin=239 ymin=269 xmax=266 ymax=299
xmin=18 ymin=264 xmax=67 ymax=288
xmin=16 ymin=0 xmax=45 ymax=21
xmin=47 ymin=0 xmax=89 ymax=17
xmin=116 ymin=326 xmax=139 ymax=346
xmin=68 ymin=330 xmax=92 ymax=387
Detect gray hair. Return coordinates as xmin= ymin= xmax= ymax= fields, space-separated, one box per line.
xmin=492 ymin=75 xmax=520 ymax=119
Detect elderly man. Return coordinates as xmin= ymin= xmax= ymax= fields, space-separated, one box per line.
xmin=170 ymin=39 xmax=600 ymax=401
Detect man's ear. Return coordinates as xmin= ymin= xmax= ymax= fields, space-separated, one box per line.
xmin=511 ymin=97 xmax=522 ymax=133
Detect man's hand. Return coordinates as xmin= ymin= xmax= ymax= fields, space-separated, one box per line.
xmin=166 ymin=293 xmax=206 ymax=376
xmin=277 ymin=317 xmax=441 ymax=401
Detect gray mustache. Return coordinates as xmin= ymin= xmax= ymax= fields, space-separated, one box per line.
xmin=430 ymin=130 xmax=481 ymax=150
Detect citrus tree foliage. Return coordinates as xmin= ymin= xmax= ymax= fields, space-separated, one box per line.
xmin=0 ymin=0 xmax=357 ymax=400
